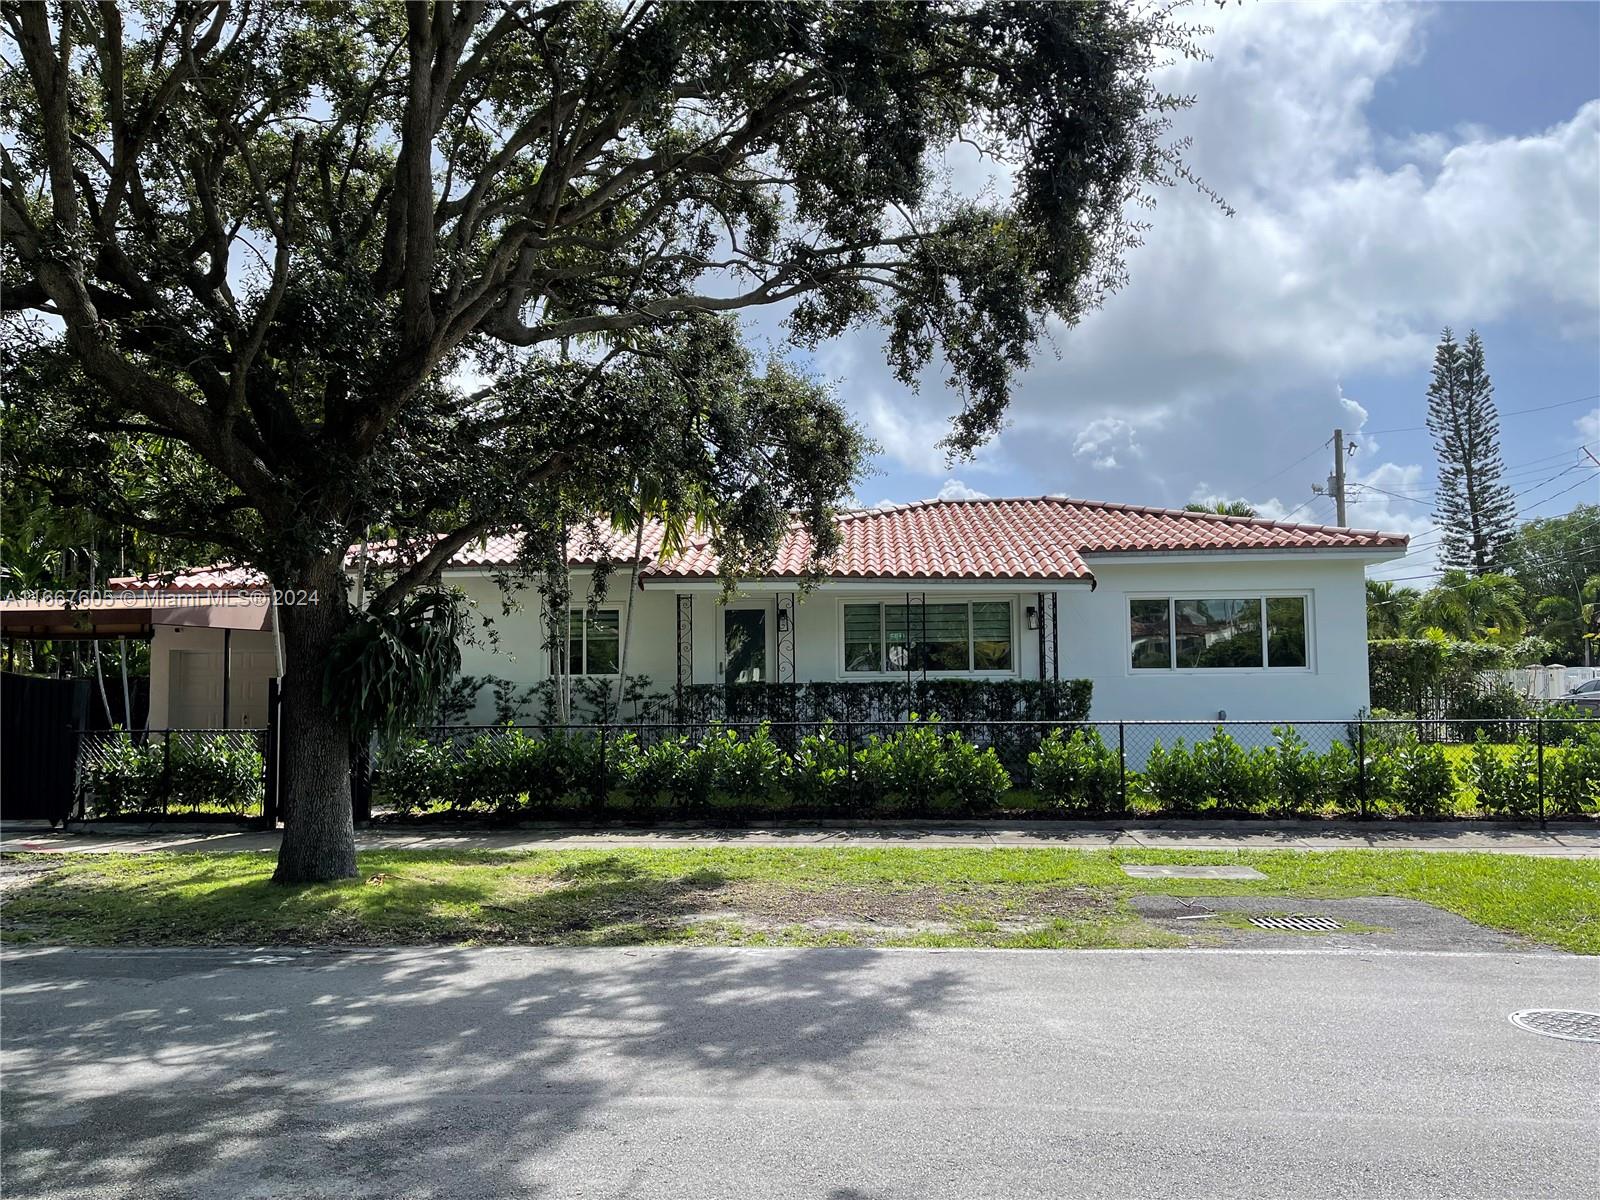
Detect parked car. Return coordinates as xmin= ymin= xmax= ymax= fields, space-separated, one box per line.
xmin=1555 ymin=677 xmax=1600 ymax=713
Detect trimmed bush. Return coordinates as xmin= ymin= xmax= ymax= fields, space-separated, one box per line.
xmin=1268 ymin=726 xmax=1323 ymax=817
xmin=84 ymin=732 xmax=264 ymax=817
xmin=1030 ymin=728 xmax=1120 ymax=812
xmin=1545 ymin=732 xmax=1600 ymax=817
xmin=1138 ymin=740 xmax=1206 ymax=813
xmin=1468 ymin=735 xmax=1539 ymax=820
xmin=1193 ymin=729 xmax=1273 ymax=812
xmin=675 ymin=678 xmax=1092 ymax=725
xmin=373 ymin=719 xmax=1596 ymax=823
xmin=1387 ymin=736 xmax=1455 ymax=818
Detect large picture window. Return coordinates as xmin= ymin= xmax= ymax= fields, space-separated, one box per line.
xmin=567 ymin=608 xmax=620 ymax=675
xmin=843 ymin=600 xmax=1013 ymax=673
xmin=1129 ymin=596 xmax=1308 ymax=670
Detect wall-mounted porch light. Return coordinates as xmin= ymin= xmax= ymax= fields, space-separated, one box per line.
xmin=776 ymin=607 xmax=790 ymax=633
xmin=1025 ymin=605 xmax=1040 ymax=631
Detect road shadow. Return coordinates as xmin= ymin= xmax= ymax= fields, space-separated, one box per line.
xmin=2 ymin=944 xmax=966 ymax=1198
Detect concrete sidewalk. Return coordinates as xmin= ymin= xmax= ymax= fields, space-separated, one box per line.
xmin=3 ymin=818 xmax=1597 ymax=857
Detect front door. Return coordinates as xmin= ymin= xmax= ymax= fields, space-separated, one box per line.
xmin=723 ymin=608 xmax=768 ymax=684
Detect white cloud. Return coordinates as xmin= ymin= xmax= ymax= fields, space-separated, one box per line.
xmin=809 ymin=1 xmax=1596 ymax=523
xmin=1577 ymin=407 xmax=1600 ymax=445
xmin=1072 ymin=416 xmax=1146 ymax=471
xmin=934 ymin=479 xmax=989 ymax=501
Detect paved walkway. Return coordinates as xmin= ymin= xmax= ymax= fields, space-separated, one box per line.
xmin=3 ymin=819 xmax=1596 ymax=857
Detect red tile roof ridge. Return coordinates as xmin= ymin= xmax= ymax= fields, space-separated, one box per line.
xmin=841 ymin=495 xmax=1402 ymax=542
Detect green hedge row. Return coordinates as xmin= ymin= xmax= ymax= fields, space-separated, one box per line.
xmin=82 ymin=733 xmax=265 ymax=817
xmin=376 ymin=722 xmax=1600 ymax=821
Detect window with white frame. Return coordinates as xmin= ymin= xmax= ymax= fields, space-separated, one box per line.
xmin=1129 ymin=596 xmax=1308 ymax=670
xmin=566 ymin=608 xmax=621 ymax=675
xmin=843 ymin=600 xmax=1013 ymax=673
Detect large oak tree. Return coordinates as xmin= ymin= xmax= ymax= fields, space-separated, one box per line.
xmin=3 ymin=1 xmax=1205 ymax=881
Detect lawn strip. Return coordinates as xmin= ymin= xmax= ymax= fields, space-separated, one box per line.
xmin=1 ymin=848 xmax=1595 ymax=953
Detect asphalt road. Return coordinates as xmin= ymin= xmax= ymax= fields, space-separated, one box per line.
xmin=2 ymin=946 xmax=1595 ymax=1199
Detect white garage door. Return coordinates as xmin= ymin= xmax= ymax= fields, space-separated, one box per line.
xmin=169 ymin=649 xmax=278 ymax=728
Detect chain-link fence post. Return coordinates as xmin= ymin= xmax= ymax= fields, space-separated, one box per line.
xmin=845 ymin=719 xmax=857 ymax=813
xmin=1118 ymin=721 xmax=1127 ymax=813
xmin=1357 ymin=720 xmax=1368 ymax=819
xmin=1536 ymin=716 xmax=1545 ymax=829
xmin=161 ymin=731 xmax=172 ymax=815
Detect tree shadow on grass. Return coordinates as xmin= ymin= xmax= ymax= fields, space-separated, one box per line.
xmin=0 ymin=852 xmax=746 ymax=948
xmin=2 ymin=939 xmax=967 ymax=1198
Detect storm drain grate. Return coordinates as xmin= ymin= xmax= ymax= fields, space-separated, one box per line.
xmin=1508 ymin=1010 xmax=1600 ymax=1044
xmin=1248 ymin=915 xmax=1342 ymax=932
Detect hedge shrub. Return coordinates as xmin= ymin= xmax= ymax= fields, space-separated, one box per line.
xmin=1029 ymin=728 xmax=1119 ymax=812
xmin=373 ymin=721 xmax=1600 ymax=823
xmin=83 ymin=732 xmax=264 ymax=817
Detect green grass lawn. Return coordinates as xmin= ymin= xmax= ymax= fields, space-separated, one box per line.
xmin=4 ymin=847 xmax=1596 ymax=953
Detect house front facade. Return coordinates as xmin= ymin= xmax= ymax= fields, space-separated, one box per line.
xmin=123 ymin=497 xmax=1407 ymax=730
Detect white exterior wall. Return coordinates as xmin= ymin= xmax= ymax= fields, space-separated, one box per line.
xmin=146 ymin=553 xmax=1377 ymax=728
xmin=448 ymin=573 xmax=1052 ymax=721
xmin=1060 ymin=554 xmax=1372 ymax=722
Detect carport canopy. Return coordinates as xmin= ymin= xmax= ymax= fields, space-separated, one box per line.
xmin=1 ymin=593 xmax=275 ymax=640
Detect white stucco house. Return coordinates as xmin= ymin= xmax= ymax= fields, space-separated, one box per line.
xmin=115 ymin=497 xmax=1407 ymax=730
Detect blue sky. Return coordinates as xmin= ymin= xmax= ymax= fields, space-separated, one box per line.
xmin=744 ymin=1 xmax=1600 ymax=581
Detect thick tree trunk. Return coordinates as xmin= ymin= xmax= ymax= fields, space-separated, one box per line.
xmin=272 ymin=557 xmax=358 ymax=884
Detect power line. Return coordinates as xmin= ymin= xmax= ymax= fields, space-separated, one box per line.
xmin=1363 ymin=392 xmax=1600 ymax=436
xmin=1246 ymin=439 xmax=1329 ymax=494
xmin=1522 ymin=472 xmax=1599 ymax=513
xmin=1358 ymin=465 xmax=1599 ymax=565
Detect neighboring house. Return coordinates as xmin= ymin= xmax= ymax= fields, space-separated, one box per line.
xmin=113 ymin=497 xmax=1407 ymax=729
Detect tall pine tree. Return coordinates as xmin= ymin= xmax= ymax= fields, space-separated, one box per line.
xmin=1427 ymin=329 xmax=1517 ymax=575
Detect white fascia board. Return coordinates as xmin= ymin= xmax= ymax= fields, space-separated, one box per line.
xmin=1079 ymin=547 xmax=1409 ymax=566
xmin=637 ymin=577 xmax=1094 ymax=593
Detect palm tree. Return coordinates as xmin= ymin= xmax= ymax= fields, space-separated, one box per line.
xmin=1184 ymin=500 xmax=1256 ymax=517
xmin=1410 ymin=570 xmax=1526 ymax=642
xmin=1365 ymin=579 xmax=1420 ymax=639
xmin=1532 ymin=574 xmax=1600 ymax=665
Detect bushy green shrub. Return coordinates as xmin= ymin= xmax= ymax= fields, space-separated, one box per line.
xmin=1319 ymin=741 xmax=1366 ymax=816
xmin=1029 ymin=728 xmax=1119 ymax=812
xmin=84 ymin=732 xmax=264 ymax=817
xmin=699 ymin=726 xmax=791 ymax=814
xmin=1138 ymin=740 xmax=1206 ymax=813
xmin=1546 ymin=732 xmax=1600 ymax=816
xmin=937 ymin=732 xmax=1012 ymax=814
xmin=620 ymin=736 xmax=693 ymax=810
xmin=1452 ymin=683 xmax=1532 ymax=743
xmin=789 ymin=731 xmax=853 ymax=813
xmin=1542 ymin=705 xmax=1600 ymax=746
xmin=1388 ymin=736 xmax=1455 ymax=818
xmin=1468 ymin=735 xmax=1538 ymax=819
xmin=1193 ymin=729 xmax=1273 ymax=812
xmin=1268 ymin=726 xmax=1322 ymax=816
xmin=852 ymin=718 xmax=1009 ymax=817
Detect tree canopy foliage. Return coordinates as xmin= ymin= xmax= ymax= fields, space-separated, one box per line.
xmin=2 ymin=0 xmax=1208 ymax=879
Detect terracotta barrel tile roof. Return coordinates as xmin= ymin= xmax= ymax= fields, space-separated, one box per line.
xmin=112 ymin=497 xmax=1407 ymax=592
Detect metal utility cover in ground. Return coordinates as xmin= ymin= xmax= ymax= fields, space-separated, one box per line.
xmin=1121 ymin=865 xmax=1266 ymax=880
xmin=1508 ymin=1010 xmax=1600 ymax=1044
xmin=1249 ymin=915 xmax=1342 ymax=931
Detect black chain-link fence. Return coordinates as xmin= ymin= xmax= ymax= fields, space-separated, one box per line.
xmin=76 ymin=729 xmax=268 ymax=819
xmin=377 ymin=715 xmax=1600 ymax=824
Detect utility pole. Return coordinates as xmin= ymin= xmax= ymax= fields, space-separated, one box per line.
xmin=1330 ymin=427 xmax=1347 ymax=526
